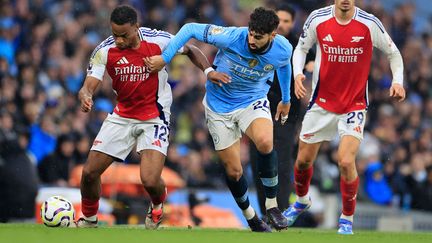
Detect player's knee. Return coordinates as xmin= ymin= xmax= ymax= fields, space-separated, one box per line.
xmin=296 ymin=158 xmax=313 ymax=170
xmin=255 ymin=136 xmax=273 ymax=154
xmin=226 ymin=167 xmax=243 ymax=181
xmin=338 ymin=158 xmax=355 ymax=171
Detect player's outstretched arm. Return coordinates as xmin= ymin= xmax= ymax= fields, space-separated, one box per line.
xmin=78 ymin=76 xmax=100 ymax=112
xmin=161 ymin=23 xmax=210 ymax=64
xmin=182 ymin=44 xmax=231 ymax=86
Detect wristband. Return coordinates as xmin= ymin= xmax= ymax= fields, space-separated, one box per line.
xmin=204 ymin=67 xmax=215 ymax=77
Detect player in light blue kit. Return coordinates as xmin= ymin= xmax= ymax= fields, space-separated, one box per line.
xmin=145 ymin=7 xmax=293 ymax=232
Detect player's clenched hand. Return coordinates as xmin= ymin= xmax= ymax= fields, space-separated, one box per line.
xmin=207 ymin=71 xmax=231 ymax=87
xmin=294 ymin=74 xmax=307 ymax=99
xmin=143 ymin=56 xmax=166 ymax=73
xmin=389 ymin=83 xmax=406 ymax=102
xmin=275 ymin=101 xmax=291 ymax=125
xmin=80 ymin=94 xmax=93 ymax=112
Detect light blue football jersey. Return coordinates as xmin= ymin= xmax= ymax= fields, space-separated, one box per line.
xmin=162 ymin=23 xmax=293 ymax=113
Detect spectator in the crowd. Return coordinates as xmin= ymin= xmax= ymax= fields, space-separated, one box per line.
xmin=38 ymin=134 xmax=76 ymax=186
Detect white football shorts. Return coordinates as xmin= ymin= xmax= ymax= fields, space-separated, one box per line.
xmin=91 ymin=113 xmax=170 ymax=160
xmin=299 ymin=103 xmax=367 ymax=143
xmin=204 ymin=97 xmax=272 ymax=150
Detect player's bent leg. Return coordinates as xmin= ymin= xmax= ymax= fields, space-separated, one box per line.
xmin=77 ymin=151 xmax=114 ymax=228
xmin=218 ymin=142 xmax=271 ymax=232
xmin=245 ymin=118 xmax=287 ymax=230
xmin=337 ymin=136 xmax=361 ymax=235
xmin=139 ymin=149 xmax=167 ymax=229
xmin=283 ymin=141 xmax=320 ymax=226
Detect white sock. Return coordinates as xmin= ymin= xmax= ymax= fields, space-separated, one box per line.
xmin=83 ymin=215 xmax=97 ymax=221
xmin=152 ymin=202 xmax=162 ymax=210
xmin=340 ymin=214 xmax=354 ymax=222
xmin=265 ymin=197 xmax=278 ymax=209
xmin=297 ymin=194 xmax=310 ymax=204
xmin=242 ymin=206 xmax=255 ymax=220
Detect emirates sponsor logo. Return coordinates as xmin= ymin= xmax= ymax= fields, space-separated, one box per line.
xmin=93 ymin=140 xmax=102 ymax=146
xmin=114 ymin=63 xmax=150 ymax=82
xmin=323 ymin=44 xmax=363 ymax=63
xmin=322 ymin=44 xmax=364 ymax=55
xmin=114 ymin=63 xmax=147 ymax=75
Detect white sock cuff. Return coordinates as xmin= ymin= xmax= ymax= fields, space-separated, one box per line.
xmin=265 ymin=197 xmax=278 ymax=209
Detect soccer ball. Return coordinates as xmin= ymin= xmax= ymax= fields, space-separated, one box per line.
xmin=40 ymin=196 xmax=75 ymax=227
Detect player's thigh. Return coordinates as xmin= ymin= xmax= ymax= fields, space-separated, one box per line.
xmin=205 ymin=106 xmax=241 ymax=151
xmin=244 ymin=117 xmax=273 ymax=148
xmin=135 ymin=118 xmax=170 ymax=156
xmin=238 ymin=97 xmax=272 ymax=136
xmin=299 ymin=104 xmax=338 ymax=143
xmin=91 ymin=115 xmax=136 ymax=161
xmin=337 ymin=109 xmax=367 ymax=142
xmin=216 ymin=140 xmax=242 ymax=177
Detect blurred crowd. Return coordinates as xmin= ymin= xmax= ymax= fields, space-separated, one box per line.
xmin=0 ymin=0 xmax=431 ymax=221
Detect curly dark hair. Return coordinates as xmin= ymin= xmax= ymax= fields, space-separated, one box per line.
xmin=110 ymin=5 xmax=138 ymax=25
xmin=248 ymin=7 xmax=279 ymax=34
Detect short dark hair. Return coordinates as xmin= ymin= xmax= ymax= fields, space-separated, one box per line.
xmin=110 ymin=5 xmax=138 ymax=25
xmin=276 ymin=3 xmax=296 ymax=20
xmin=248 ymin=7 xmax=279 ymax=34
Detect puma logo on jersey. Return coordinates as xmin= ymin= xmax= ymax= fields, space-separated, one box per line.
xmin=116 ymin=56 xmax=129 ymax=65
xmin=322 ymin=34 xmax=334 ymax=42
xmin=351 ymin=36 xmax=364 ymax=42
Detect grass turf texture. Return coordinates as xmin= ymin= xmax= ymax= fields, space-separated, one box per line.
xmin=1 ymin=224 xmax=431 ymax=243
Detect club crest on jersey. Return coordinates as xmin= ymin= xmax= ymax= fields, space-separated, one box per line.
xmin=248 ymin=59 xmax=258 ymax=68
xmin=210 ymin=26 xmax=224 ymax=35
xmin=264 ymin=64 xmax=274 ymax=71
xmin=350 ymin=36 xmax=364 ymax=42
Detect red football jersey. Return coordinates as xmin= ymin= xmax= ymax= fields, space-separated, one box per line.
xmin=87 ymin=27 xmax=183 ymax=121
xmin=294 ymin=5 xmax=403 ymax=114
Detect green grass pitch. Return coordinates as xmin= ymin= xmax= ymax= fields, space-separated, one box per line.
xmin=1 ymin=224 xmax=431 ymax=243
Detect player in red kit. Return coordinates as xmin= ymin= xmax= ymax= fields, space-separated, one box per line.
xmin=282 ymin=0 xmax=406 ymax=234
xmin=76 ymin=5 xmax=228 ymax=229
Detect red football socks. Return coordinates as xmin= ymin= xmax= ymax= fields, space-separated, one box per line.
xmin=340 ymin=176 xmax=359 ymax=216
xmin=81 ymin=198 xmax=99 ymax=218
xmin=294 ymin=166 xmax=313 ymax=197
